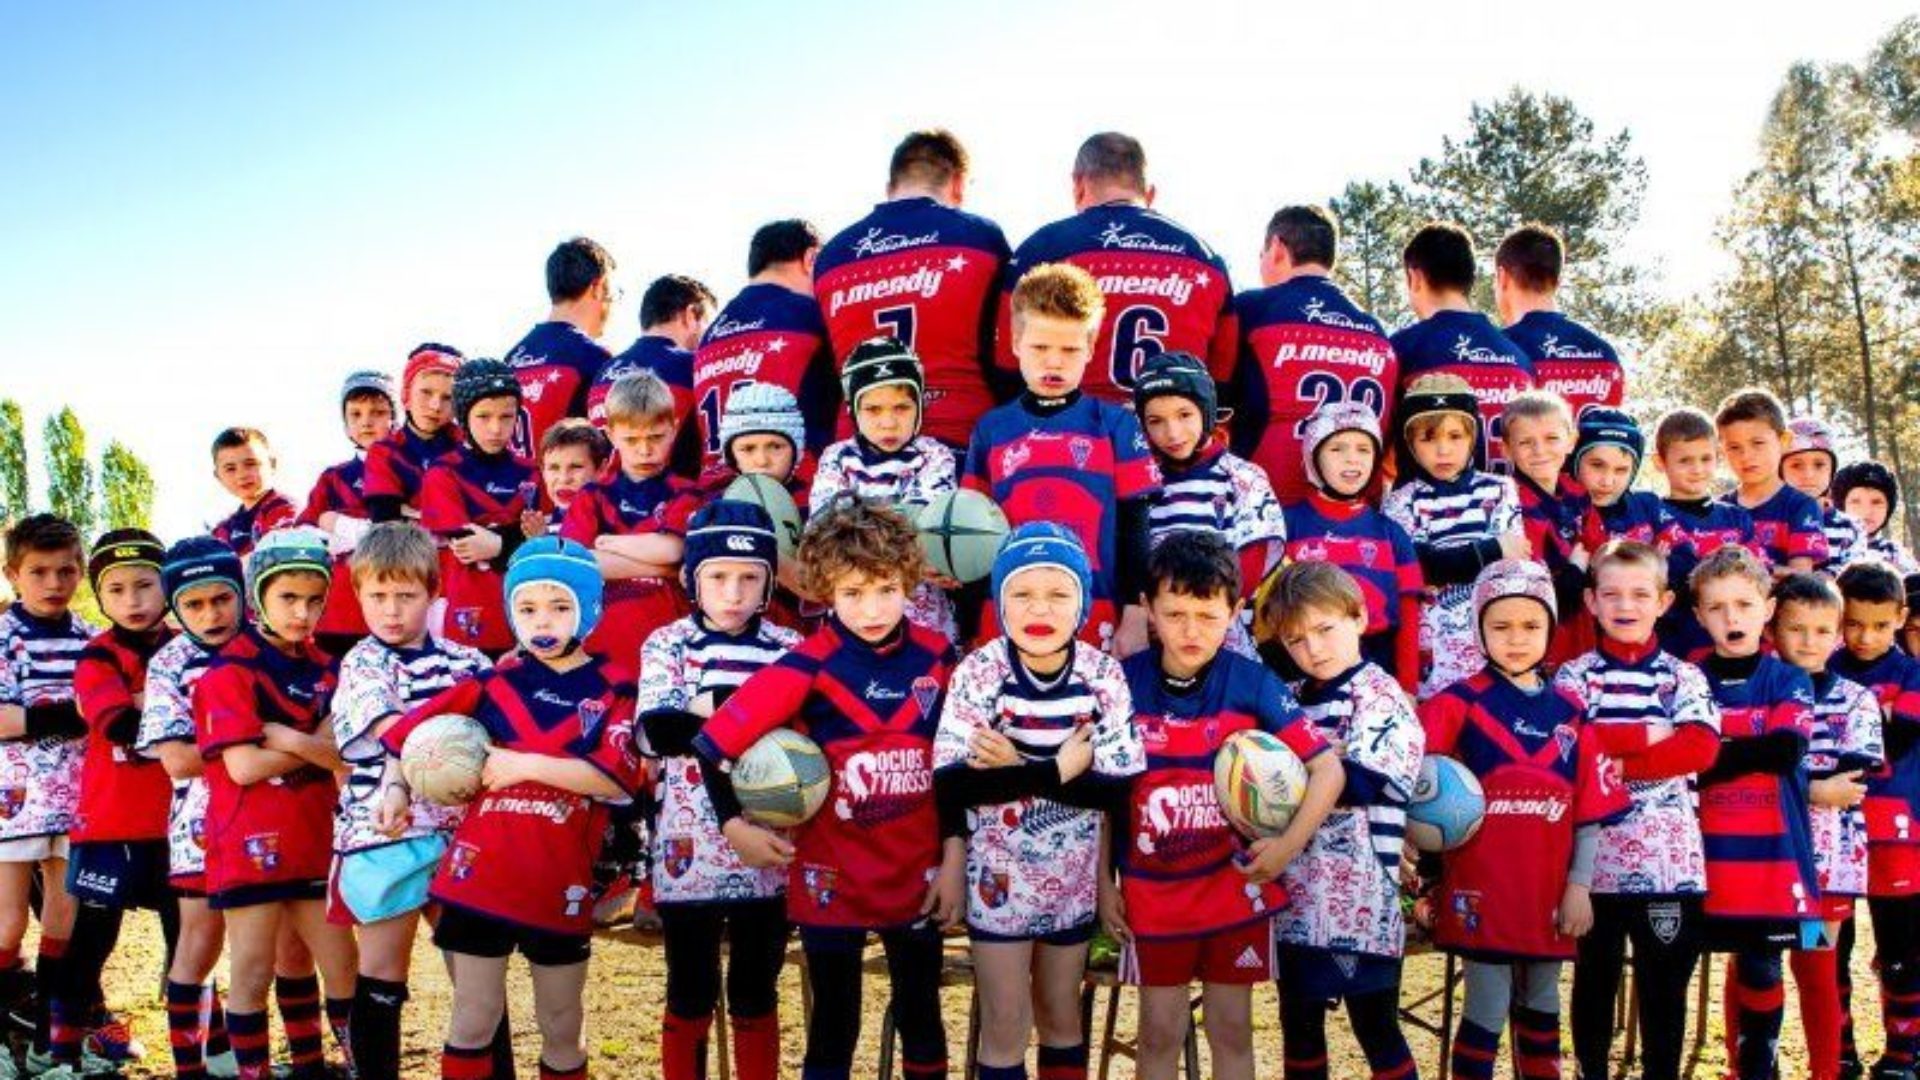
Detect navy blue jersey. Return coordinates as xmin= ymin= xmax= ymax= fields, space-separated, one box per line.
xmin=592 ymin=335 xmax=694 ymax=427
xmin=210 ymin=491 xmax=298 ymax=559
xmin=693 ymin=284 xmax=838 ymax=469
xmin=504 ymin=321 xmax=613 ymax=459
xmin=1660 ymin=498 xmax=1763 ymax=663
xmin=1723 ymin=484 xmax=1827 ymax=568
xmin=1501 ymin=311 xmax=1624 ymax=419
xmin=815 ymin=197 xmax=1012 ymax=448
xmin=1389 ymin=310 xmax=1535 ymax=470
xmin=998 ymin=203 xmax=1236 ymax=402
xmin=1698 ymin=654 xmax=1821 ymax=921
xmin=364 ymin=424 xmax=461 ymax=511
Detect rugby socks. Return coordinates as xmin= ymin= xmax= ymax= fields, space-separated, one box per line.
xmin=1036 ymin=1042 xmax=1087 ymax=1080
xmin=326 ymin=993 xmax=353 ymax=1071
xmin=1839 ymin=915 xmax=1862 ymax=1073
xmin=490 ymin=1010 xmax=517 ymax=1080
xmin=732 ymin=1011 xmax=780 ymax=1080
xmin=1280 ymin=996 xmax=1331 ymax=1080
xmin=901 ymin=1057 xmax=949 ymax=1080
xmin=442 ymin=1043 xmax=493 ymax=1080
xmin=30 ymin=935 xmax=68 ymax=1054
xmin=1793 ymin=947 xmax=1844 ymax=1080
xmin=1350 ymin=989 xmax=1418 ymax=1080
xmin=166 ymin=980 xmax=211 ymax=1078
xmin=227 ymin=1008 xmax=271 ymax=1080
xmin=660 ymin=1011 xmax=712 ymax=1080
xmin=978 ymin=1065 xmax=1026 ymax=1080
xmin=1449 ymin=1018 xmax=1501 ymax=1080
xmin=350 ymin=976 xmax=408 ymax=1080
xmin=538 ymin=1061 xmax=586 ymax=1080
xmin=1510 ymin=1006 xmax=1561 ymax=1080
xmin=275 ymin=973 xmax=325 ymax=1075
xmin=1725 ymin=953 xmax=1786 ymax=1080
xmin=1882 ymin=957 xmax=1920 ymax=1072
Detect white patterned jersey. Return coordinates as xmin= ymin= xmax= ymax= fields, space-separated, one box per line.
xmin=810 ymin=435 xmax=958 ymax=641
xmin=933 ymin=639 xmax=1144 ymax=938
xmin=137 ymin=634 xmax=216 ymax=879
xmin=1276 ymin=662 xmax=1423 ymax=957
xmin=637 ymin=615 xmax=802 ymax=905
xmin=1853 ymin=533 xmax=1920 ymax=577
xmin=1382 ymin=471 xmax=1523 ymax=697
xmin=0 ymin=604 xmax=95 ymax=841
xmin=1148 ymin=446 xmax=1284 ymax=657
xmin=332 ymin=634 xmax=492 ymax=853
xmin=1808 ymin=670 xmax=1884 ymax=898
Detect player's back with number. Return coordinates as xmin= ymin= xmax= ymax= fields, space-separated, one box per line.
xmin=503 ymin=237 xmax=618 ymax=459
xmin=997 ymin=133 xmax=1235 ymax=404
xmin=816 ymin=130 xmax=1013 ymax=449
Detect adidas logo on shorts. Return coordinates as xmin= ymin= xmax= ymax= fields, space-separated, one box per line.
xmin=1234 ymin=945 xmax=1263 ymax=970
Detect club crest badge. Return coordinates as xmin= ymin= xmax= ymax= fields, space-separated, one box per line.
xmin=578 ymin=697 xmax=606 ymax=739
xmin=910 ymin=676 xmax=940 ymax=718
xmin=244 ymin=833 xmax=280 ymax=872
xmin=1069 ymin=437 xmax=1093 ymax=470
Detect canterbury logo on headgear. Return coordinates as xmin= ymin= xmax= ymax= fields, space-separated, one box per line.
xmin=726 ymin=535 xmax=756 ymax=553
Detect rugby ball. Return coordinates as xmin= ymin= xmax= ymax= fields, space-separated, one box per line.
xmin=1213 ymin=730 xmax=1309 ymax=838
xmin=1406 ymin=755 xmax=1486 ymax=852
xmin=733 ymin=729 xmax=831 ymax=828
xmin=723 ymin=473 xmax=804 ymax=562
xmin=915 ymin=490 xmax=1011 ymax=584
xmin=400 ymin=714 xmax=491 ymax=807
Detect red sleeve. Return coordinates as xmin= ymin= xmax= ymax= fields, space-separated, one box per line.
xmin=1394 ymin=597 xmax=1422 ymax=696
xmin=1574 ymin=724 xmax=1631 ymax=825
xmin=363 ymin=442 xmax=402 ymax=501
xmin=418 ymin=466 xmax=464 ymax=535
xmin=1418 ymin=691 xmax=1468 ymax=756
xmin=296 ymin=471 xmax=332 ymax=526
xmin=260 ymin=496 xmax=298 ymax=534
xmin=1589 ymin=723 xmax=1652 ymax=757
xmin=1622 ymin=723 xmax=1719 ymax=782
xmin=379 ymin=676 xmax=486 ymax=757
xmin=698 ymin=646 xmax=820 ymax=761
xmin=558 ymin=488 xmax=602 ymax=545
xmin=1236 ymin=544 xmax=1270 ymax=604
xmin=1578 ymin=504 xmax=1608 ymax=554
xmin=194 ymin=662 xmax=261 ymax=759
xmin=73 ymin=642 xmax=134 ymax=730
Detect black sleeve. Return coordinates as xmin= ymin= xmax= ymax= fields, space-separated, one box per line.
xmin=1115 ymin=496 xmax=1155 ymax=605
xmin=641 ymin=709 xmax=707 ymax=759
xmin=1551 ymin=560 xmax=1589 ymax=619
xmin=21 ymin=701 xmax=86 ymax=741
xmin=1338 ymin=761 xmax=1396 ymax=808
xmin=1699 ymin=730 xmax=1806 ymax=784
xmin=694 ymin=742 xmax=746 ymax=826
xmin=100 ymin=704 xmax=142 ymax=746
xmin=1050 ymin=772 xmax=1130 ymax=814
xmin=495 ymin=522 xmax=528 ymax=563
xmin=1887 ymin=719 xmax=1919 ymax=764
xmin=1417 ymin=537 xmax=1505 ymax=588
xmin=366 ymin=494 xmax=407 ymax=524
xmin=935 ymin=760 xmax=1065 ymax=813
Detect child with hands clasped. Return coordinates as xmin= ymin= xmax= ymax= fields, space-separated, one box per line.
xmin=1263 ymin=561 xmax=1424 ymax=1080
xmin=933 ymin=523 xmax=1145 ymax=1080
xmin=694 ymin=500 xmax=963 ymax=1080
xmin=378 ymin=537 xmax=642 ymax=1080
xmin=1102 ymin=533 xmax=1343 ymax=1080
xmin=1418 ymin=559 xmax=1629 ymax=1080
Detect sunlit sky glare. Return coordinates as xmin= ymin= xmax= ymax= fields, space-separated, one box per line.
xmin=3 ymin=1 xmax=1912 ymax=539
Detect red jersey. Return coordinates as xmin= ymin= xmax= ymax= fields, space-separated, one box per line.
xmin=383 ymin=656 xmax=641 ymax=936
xmin=1420 ymin=671 xmax=1627 ymax=961
xmin=363 ymin=424 xmax=462 ymax=512
xmin=558 ymin=469 xmax=693 ymax=669
xmin=194 ymin=629 xmax=338 ymax=899
xmin=503 ymin=321 xmax=612 ymax=459
xmin=211 ymin=491 xmax=297 ymax=559
xmin=299 ymin=457 xmax=372 ymax=640
xmin=1698 ymin=654 xmax=1822 ymax=920
xmin=1828 ymin=648 xmax=1920 ymax=897
xmin=692 ymin=284 xmax=839 ymax=470
xmin=72 ymin=625 xmax=174 ymax=843
xmin=418 ymin=446 xmax=539 ymax=653
xmin=696 ymin=619 xmax=955 ymax=931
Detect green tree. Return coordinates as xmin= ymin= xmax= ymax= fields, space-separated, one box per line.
xmin=1329 ymin=180 xmax=1417 ymax=331
xmin=0 ymin=401 xmax=27 ymax=523
xmin=41 ymin=408 xmax=93 ymax=535
xmin=98 ymin=441 xmax=155 ymax=532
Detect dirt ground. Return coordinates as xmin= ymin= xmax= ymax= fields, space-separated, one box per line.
xmin=74 ymin=911 xmax=1885 ymax=1078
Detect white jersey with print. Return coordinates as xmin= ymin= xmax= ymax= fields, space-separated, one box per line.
xmin=1809 ymin=671 xmax=1884 ymax=898
xmin=810 ymin=436 xmax=959 ymax=641
xmin=1148 ymin=447 xmax=1284 ymax=658
xmin=137 ymin=633 xmax=216 ymax=879
xmin=1382 ymin=471 xmax=1523 ymax=698
xmin=0 ymin=605 xmax=95 ymax=842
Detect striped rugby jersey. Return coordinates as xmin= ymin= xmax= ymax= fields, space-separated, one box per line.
xmin=1382 ymin=469 xmax=1523 ymax=696
xmin=136 ymin=633 xmax=217 ymax=880
xmin=810 ymin=435 xmax=958 ymax=641
xmin=1806 ymin=669 xmax=1883 ymax=897
xmin=0 ymin=603 xmax=94 ymax=840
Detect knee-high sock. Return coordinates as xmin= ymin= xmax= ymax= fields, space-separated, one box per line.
xmin=660 ymin=1011 xmax=712 ymax=1080
xmin=1792 ymin=948 xmax=1844 ymax=1080
xmin=1035 ymin=1042 xmax=1087 ymax=1080
xmin=442 ymin=1043 xmax=493 ymax=1080
xmin=349 ymin=976 xmax=408 ymax=1080
xmin=31 ymin=934 xmax=68 ymax=1054
xmin=1450 ymin=1018 xmax=1502 ymax=1080
xmin=1510 ymin=1005 xmax=1561 ymax=1080
xmin=1883 ymin=957 xmax=1920 ymax=1070
xmin=1281 ymin=997 xmax=1331 ymax=1080
xmin=731 ymin=1011 xmax=780 ymax=1080
xmin=166 ymin=979 xmax=211 ymax=1079
xmin=227 ymin=1009 xmax=271 ymax=1080
xmin=275 ymin=973 xmax=325 ymax=1074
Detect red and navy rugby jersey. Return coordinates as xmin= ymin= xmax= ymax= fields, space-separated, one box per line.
xmin=559 ymin=470 xmax=693 ymax=670
xmin=1282 ymin=492 xmax=1422 ymax=640
xmin=816 ymin=196 xmax=1013 ymax=448
xmin=1389 ymin=310 xmax=1535 ymax=470
xmin=1420 ymin=671 xmax=1628 ymax=960
xmin=696 ymin=618 xmax=956 ymax=931
xmin=1580 ymin=491 xmax=1680 ymax=553
xmin=693 ymin=284 xmax=839 ymax=471
xmin=384 ymin=655 xmax=640 ymax=935
xmin=299 ymin=456 xmax=373 ymax=640
xmin=503 ymin=321 xmax=612 ymax=459
xmin=210 ymin=491 xmax=297 ymax=559
xmin=1697 ymin=653 xmax=1821 ymax=920
xmin=1117 ymin=648 xmax=1327 ymax=939
xmin=194 ymin=627 xmax=337 ymax=896
xmin=997 ymin=202 xmax=1236 ymax=403
xmin=363 ymin=424 xmax=462 ymax=512
xmin=592 ymin=336 xmax=701 ymax=479
xmin=418 ymin=446 xmax=539 ymax=654
xmin=1830 ymin=647 xmax=1920 ymax=897
xmin=1502 ymin=310 xmax=1624 ymax=419
xmin=1660 ymin=497 xmax=1763 ymax=664
xmin=1230 ymin=274 xmax=1397 ymax=501
xmin=1724 ymin=484 xmax=1827 ymax=569
xmin=963 ymin=394 xmax=1161 ymax=645
xmin=72 ymin=625 xmax=174 ymax=843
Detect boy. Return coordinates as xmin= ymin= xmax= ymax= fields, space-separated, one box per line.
xmin=697 ymin=500 xmax=964 ymax=1080
xmin=379 ymin=537 xmax=640 ymax=1080
xmin=1689 ymin=545 xmax=1823 ymax=1080
xmin=1831 ymin=561 xmax=1920 ymax=1078
xmin=1419 ymin=560 xmax=1628 ymax=1080
xmin=637 ymin=502 xmax=801 ymax=1080
xmin=1133 ymin=350 xmax=1284 ymax=655
xmin=591 ymin=273 xmax=713 ymax=433
xmin=503 ymin=236 xmax=617 ymax=459
xmin=1389 ymin=223 xmax=1534 ymax=471
xmin=810 ymin=336 xmax=960 ymax=639
xmin=1279 ymin=402 xmax=1423 ymax=693
xmin=196 ymin=528 xmax=357 ymax=1080
xmin=331 ymin=523 xmax=492 ymax=1080
xmin=1493 ymin=223 xmax=1625 ymax=418
xmin=420 ymin=358 xmax=540 ymax=655
xmin=210 ymin=428 xmax=298 ymax=558
xmin=1774 ymin=573 xmax=1883 ymax=1080
xmin=1553 ymin=540 xmax=1722 ymax=1080
xmin=139 ymin=537 xmax=250 ymax=1079
xmin=61 ymin=529 xmax=176 ymax=1072
xmin=1715 ymin=388 xmax=1827 ymax=575
xmin=561 ymin=371 xmax=692 ymax=669
xmin=301 ymin=369 xmax=399 ymax=657
xmin=365 ymin=344 xmax=464 ymax=522
xmin=1573 ymin=407 xmax=1677 ymax=552
xmin=1784 ymin=417 xmax=1863 ymax=572
xmin=537 ymin=419 xmax=611 ymax=532
xmin=1834 ymin=461 xmax=1920 ymax=576
xmin=1381 ymin=373 xmax=1529 ymax=698
xmin=934 ymin=523 xmax=1144 ymax=1080
xmin=1102 ymin=535 xmax=1341 ymax=1080
xmin=0 ymin=515 xmax=93 ymax=1045
xmin=1503 ymin=391 xmax=1590 ymax=664
xmin=1654 ymin=407 xmax=1762 ymax=663
xmin=1263 ymin=560 xmax=1422 ymax=1080
xmin=965 ymin=262 xmax=1161 ymax=655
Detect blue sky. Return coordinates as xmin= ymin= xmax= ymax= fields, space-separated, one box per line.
xmin=3 ymin=0 xmax=1912 ymax=538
